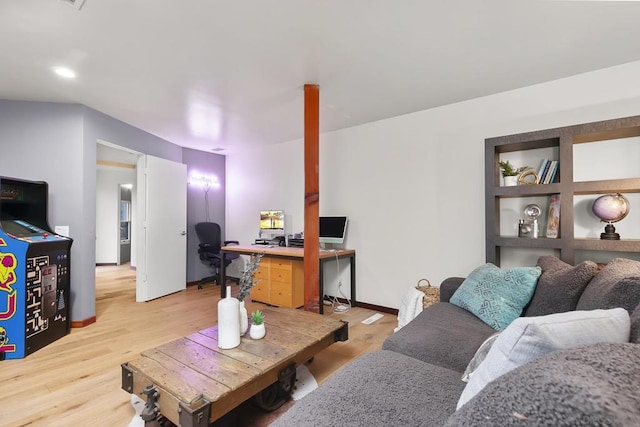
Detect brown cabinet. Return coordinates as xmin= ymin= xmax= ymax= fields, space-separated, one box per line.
xmin=251 ymin=257 xmax=304 ymax=308
xmin=486 ymin=115 xmax=640 ymax=266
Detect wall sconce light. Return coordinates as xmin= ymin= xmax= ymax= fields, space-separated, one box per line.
xmin=189 ymin=171 xmax=220 ymax=190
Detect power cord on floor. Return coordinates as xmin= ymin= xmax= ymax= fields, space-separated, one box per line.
xmin=326 ymin=249 xmax=351 ymax=313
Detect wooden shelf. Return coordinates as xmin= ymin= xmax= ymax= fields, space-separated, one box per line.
xmin=573 ymin=178 xmax=640 ymax=195
xmin=574 ymin=238 xmax=640 ymax=252
xmin=486 ymin=114 xmax=640 ymax=266
xmin=492 ymin=237 xmax=564 ymax=249
xmin=493 ymin=183 xmax=561 ymax=198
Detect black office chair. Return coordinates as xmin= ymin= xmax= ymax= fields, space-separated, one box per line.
xmin=194 ymin=222 xmax=240 ymax=289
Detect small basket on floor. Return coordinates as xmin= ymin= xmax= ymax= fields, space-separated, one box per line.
xmin=416 ymin=279 xmax=440 ymax=309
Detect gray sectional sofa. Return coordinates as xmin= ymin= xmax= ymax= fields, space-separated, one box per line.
xmin=273 ymin=257 xmax=640 ymax=426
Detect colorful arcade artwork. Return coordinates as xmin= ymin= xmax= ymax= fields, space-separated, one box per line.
xmin=0 ymin=249 xmax=19 ymax=354
xmin=0 ymin=177 xmax=72 ymax=360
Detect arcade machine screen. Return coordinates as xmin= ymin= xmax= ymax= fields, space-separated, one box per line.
xmin=0 ymin=219 xmax=47 ymax=237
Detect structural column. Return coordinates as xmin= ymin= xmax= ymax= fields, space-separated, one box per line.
xmin=303 ymin=84 xmax=320 ymax=313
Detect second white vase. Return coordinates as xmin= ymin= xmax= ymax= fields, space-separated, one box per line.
xmin=239 ymin=300 xmax=248 ymax=336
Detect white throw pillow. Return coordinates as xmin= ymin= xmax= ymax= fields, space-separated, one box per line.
xmin=456 ymin=308 xmax=630 ymax=409
xmin=461 ymin=332 xmax=501 ymax=382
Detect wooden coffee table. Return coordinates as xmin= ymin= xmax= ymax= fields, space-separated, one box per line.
xmin=121 ymin=306 xmax=348 ymax=426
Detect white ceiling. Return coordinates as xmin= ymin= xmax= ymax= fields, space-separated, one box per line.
xmin=2 ymin=1 xmax=640 ymax=154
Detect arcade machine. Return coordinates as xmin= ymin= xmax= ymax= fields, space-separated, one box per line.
xmin=0 ymin=177 xmax=72 ymax=360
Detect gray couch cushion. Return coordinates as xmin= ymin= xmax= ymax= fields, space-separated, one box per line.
xmin=524 ymin=256 xmax=598 ymax=317
xmin=439 ymin=277 xmax=465 ymax=302
xmin=445 ymin=342 xmax=640 ymax=426
xmin=631 ymin=304 xmax=640 ymax=343
xmin=576 ymin=258 xmax=640 ymax=314
xmin=272 ymin=350 xmax=465 ymax=427
xmin=383 ymin=302 xmax=495 ymax=372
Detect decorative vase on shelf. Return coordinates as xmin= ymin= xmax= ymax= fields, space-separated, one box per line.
xmin=239 ymin=300 xmax=249 ymax=336
xmin=503 ymin=176 xmax=518 ymax=187
xmin=217 ymin=286 xmax=240 ymax=349
xmin=499 ymin=161 xmax=528 ymax=187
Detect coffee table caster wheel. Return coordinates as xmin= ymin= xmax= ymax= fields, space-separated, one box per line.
xmin=253 ymin=367 xmax=296 ymax=411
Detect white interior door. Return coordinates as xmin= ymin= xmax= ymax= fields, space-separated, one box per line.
xmin=136 ymin=155 xmax=187 ymax=302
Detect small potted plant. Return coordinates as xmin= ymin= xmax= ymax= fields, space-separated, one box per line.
xmin=249 ymin=310 xmax=266 ymax=339
xmin=499 ymin=160 xmax=529 ymax=186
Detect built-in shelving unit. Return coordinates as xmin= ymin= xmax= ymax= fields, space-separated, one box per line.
xmin=486 ymin=115 xmax=640 ymax=266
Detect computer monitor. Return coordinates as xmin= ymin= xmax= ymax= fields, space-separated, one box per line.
xmin=319 ymin=216 xmax=348 ymax=244
xmin=260 ymin=210 xmax=284 ymax=230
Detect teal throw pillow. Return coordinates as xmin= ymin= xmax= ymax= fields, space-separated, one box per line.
xmin=450 ymin=263 xmax=541 ymax=331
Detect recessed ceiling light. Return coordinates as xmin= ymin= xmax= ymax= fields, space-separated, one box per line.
xmin=53 ymin=66 xmax=77 ymax=79
xmin=211 ymin=147 xmax=225 ymax=152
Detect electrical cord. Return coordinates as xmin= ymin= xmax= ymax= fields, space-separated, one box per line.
xmin=327 ymin=249 xmax=351 ymax=313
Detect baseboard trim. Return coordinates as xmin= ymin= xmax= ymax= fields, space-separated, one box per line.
xmin=325 ymin=295 xmax=398 ymax=315
xmin=95 ymin=263 xmax=118 ymax=266
xmin=71 ymin=316 xmax=96 ymax=328
xmin=354 ymin=301 xmax=398 ymax=315
xmin=188 ymin=278 xmax=239 ymax=288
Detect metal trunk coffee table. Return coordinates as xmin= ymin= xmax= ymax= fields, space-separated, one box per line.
xmin=121 ymin=306 xmax=348 ymax=426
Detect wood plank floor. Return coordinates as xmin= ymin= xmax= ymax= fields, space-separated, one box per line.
xmin=0 ymin=264 xmax=396 ymax=426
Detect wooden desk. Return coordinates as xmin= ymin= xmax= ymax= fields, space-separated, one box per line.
xmin=221 ymin=245 xmax=356 ymax=314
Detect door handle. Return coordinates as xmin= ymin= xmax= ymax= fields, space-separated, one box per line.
xmin=180 ymin=231 xmax=186 ymax=236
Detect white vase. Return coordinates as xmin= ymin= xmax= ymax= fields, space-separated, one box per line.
xmin=239 ymin=300 xmax=248 ymax=336
xmin=503 ymin=176 xmax=518 ymax=186
xmin=249 ymin=323 xmax=266 ymax=340
xmin=217 ymin=286 xmax=240 ymax=349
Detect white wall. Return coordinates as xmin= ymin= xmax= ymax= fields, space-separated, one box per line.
xmin=226 ymin=60 xmax=640 ymax=310
xmin=96 ymin=167 xmax=136 ymax=264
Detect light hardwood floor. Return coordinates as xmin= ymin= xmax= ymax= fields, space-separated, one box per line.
xmin=0 ymin=264 xmax=396 ymax=426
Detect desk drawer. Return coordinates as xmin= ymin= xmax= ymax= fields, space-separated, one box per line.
xmin=270 ymin=269 xmax=292 ymax=283
xmin=269 ymin=290 xmax=294 ymax=307
xmin=270 ymin=259 xmax=293 ymax=271
xmin=251 ymin=286 xmax=269 ymax=303
xmin=270 ymin=289 xmax=304 ymax=308
xmin=253 ymin=280 xmax=268 ymax=293
xmin=254 ymin=265 xmax=269 ymax=280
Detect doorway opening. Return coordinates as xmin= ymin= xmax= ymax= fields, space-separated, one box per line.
xmin=96 ymin=141 xmax=188 ymax=303
xmin=96 ymin=141 xmax=140 ymax=286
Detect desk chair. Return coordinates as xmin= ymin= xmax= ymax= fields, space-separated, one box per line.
xmin=194 ymin=222 xmax=240 ymax=289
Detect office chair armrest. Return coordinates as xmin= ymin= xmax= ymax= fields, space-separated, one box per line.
xmin=224 ymin=240 xmax=240 ymax=246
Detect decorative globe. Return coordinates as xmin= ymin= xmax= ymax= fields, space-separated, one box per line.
xmin=592 ymin=193 xmax=630 ymax=240
xmin=592 ymin=193 xmax=630 ymax=223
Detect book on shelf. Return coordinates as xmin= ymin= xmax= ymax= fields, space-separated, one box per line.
xmin=546 ymin=194 xmax=560 ymax=238
xmin=537 ymin=159 xmax=549 ymax=184
xmin=540 ymin=159 xmax=552 ymax=184
xmin=544 ymin=160 xmax=558 ymax=184
xmin=536 ymin=159 xmax=559 ymax=184
xmin=549 ymin=161 xmax=559 ymax=183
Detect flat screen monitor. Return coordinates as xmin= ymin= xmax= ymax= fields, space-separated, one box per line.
xmin=260 ymin=210 xmax=284 ymax=230
xmin=319 ymin=216 xmax=348 ymax=244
